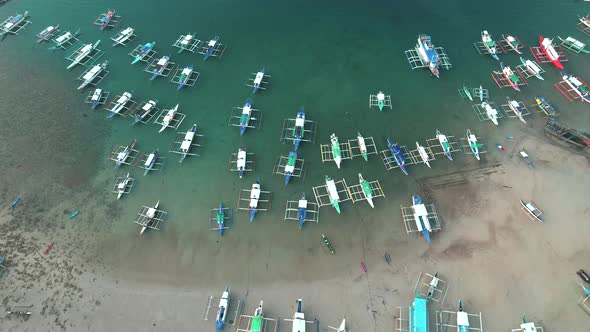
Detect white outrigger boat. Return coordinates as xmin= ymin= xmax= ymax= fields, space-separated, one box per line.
xmin=519 ymin=57 xmax=544 ymax=80
xmin=108 ymin=92 xmax=132 ymax=118
xmin=77 ymin=61 xmax=108 ymax=90
xmin=236 ymin=146 xmax=248 ymax=178
xmin=357 ymin=132 xmax=369 ymax=161
xmin=251 ymin=68 xmax=265 ymax=94
xmin=215 ymin=286 xmax=230 ymax=332
xmin=140 ymin=201 xmax=159 ymax=235
xmin=116 ymin=172 xmax=131 ymax=199
xmin=143 ymin=149 xmax=158 ymax=175
xmin=115 ymin=139 xmax=136 ymax=168
xmin=508 ymin=98 xmax=527 ymax=123
xmin=159 ymin=104 xmax=179 ymax=133
xmin=37 ymin=25 xmax=60 ymax=43
xmin=415 ymin=142 xmax=431 ymax=168
xmin=481 ymin=102 xmax=499 ymax=125
xmin=0 ymin=11 xmax=29 ymax=36
xmin=466 ymin=129 xmax=480 ymax=161
xmin=436 ymin=129 xmax=453 ymax=161
xmin=358 ymin=173 xmax=375 ymax=208
xmin=67 ymin=40 xmax=101 ymax=70
xmin=111 ymin=27 xmax=134 ymax=46
xmin=481 ymin=30 xmax=499 ymax=60
xmin=330 ymin=133 xmax=342 ymax=169
xmin=376 ymin=91 xmax=386 ymax=110
xmin=325 ymin=175 xmax=342 ymax=214
xmin=131 ymin=100 xmax=157 ymax=125
xmin=561 ymin=72 xmax=590 ymax=103
xmin=291 ymin=299 xmax=307 ymax=332
xmin=248 ymin=179 xmax=262 ymax=222
xmin=412 ymin=195 xmax=432 ymax=243
xmin=49 ymin=29 xmax=80 ymax=51
xmin=457 ymin=300 xmax=470 ymax=332
xmin=90 ymin=88 xmax=103 ymax=109
xmin=179 ymin=124 xmax=197 ymax=163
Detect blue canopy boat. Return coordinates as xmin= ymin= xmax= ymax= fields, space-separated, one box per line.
xmin=131 ymin=42 xmax=155 ymax=65
xmin=387 ymin=138 xmax=408 ymax=175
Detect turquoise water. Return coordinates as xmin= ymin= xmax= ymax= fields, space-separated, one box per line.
xmin=1 ymin=0 xmax=590 ymax=283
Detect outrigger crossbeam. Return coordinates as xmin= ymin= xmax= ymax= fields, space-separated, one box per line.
xmin=169 ymin=128 xmax=204 ymax=158
xmin=172 ymin=34 xmax=201 ymax=53
xmin=0 ymin=13 xmax=31 ymax=35
xmin=103 ymin=94 xmax=137 ymax=118
xmin=228 ymin=104 xmax=262 ymax=130
xmin=208 ymin=207 xmax=233 ymax=233
xmin=133 ymin=205 xmax=167 ymax=232
xmin=500 ymin=99 xmax=531 ymax=120
xmin=530 ymin=45 xmax=569 ymax=65
xmin=128 ymin=44 xmax=157 ymax=64
xmin=84 ymin=90 xmax=109 ymax=108
xmin=400 ymin=203 xmax=441 ymax=234
xmin=273 ymin=155 xmax=305 ymax=179
xmin=144 ymin=57 xmax=176 ymax=79
xmin=76 ymin=64 xmax=109 ymax=87
xmin=228 ymin=150 xmax=255 ymax=173
xmin=197 ymin=37 xmax=226 ymax=59
xmin=554 ymin=77 xmax=590 ymax=103
xmin=93 ymin=11 xmax=122 ymax=30
xmin=369 ymin=93 xmax=393 ymax=110
xmin=284 ymin=198 xmax=319 ymax=224
xmin=108 ymin=144 xmax=140 ymax=167
xmin=413 ymin=272 xmax=449 ymax=304
xmin=435 ymin=306 xmax=484 ymax=332
xmin=348 ymin=136 xmax=378 ymax=160
xmin=380 ymin=145 xmax=418 ymax=171
xmin=112 ymin=175 xmax=134 ymax=197
xmin=472 ymin=102 xmax=505 ymax=123
xmin=404 ymin=47 xmax=452 ymax=72
xmin=491 ymin=69 xmax=528 ymax=90
xmin=65 ymin=44 xmax=104 ymax=68
xmin=280 ymin=116 xmax=317 ymax=144
xmin=320 ymin=141 xmax=353 ymax=163
xmin=170 ymin=66 xmax=200 ymax=87
xmin=347 ymin=179 xmax=385 ymax=204
xmin=312 ymin=178 xmax=351 ymax=208
xmin=237 ymin=187 xmax=272 ymax=211
xmin=153 ymin=108 xmax=186 ymax=130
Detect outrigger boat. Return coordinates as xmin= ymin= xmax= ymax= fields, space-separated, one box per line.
xmin=580 ymin=15 xmax=590 ymax=29
xmin=477 ymin=84 xmax=485 ymax=101
xmin=519 ymin=57 xmax=544 ymax=80
xmin=561 ymin=72 xmax=590 ymax=103
xmin=131 ymin=100 xmax=157 ymax=125
xmin=248 ymin=179 xmax=262 ymax=222
xmin=252 ymin=68 xmax=265 ymax=94
xmin=90 ymin=88 xmax=103 ymax=109
xmin=376 ymin=91 xmax=386 ymax=110
xmin=249 ymin=301 xmax=265 ymax=332
xmin=236 ymin=146 xmax=247 ymax=178
xmin=131 ymin=42 xmax=156 ymax=64
xmin=357 ymin=132 xmax=369 ymax=161
xmin=520 ymin=199 xmax=543 ymax=223
xmin=159 ymin=104 xmax=179 ymax=133
xmin=99 ymin=9 xmax=116 ymax=30
xmin=507 ymin=98 xmax=527 ymax=123
xmin=415 ymin=142 xmax=431 ymax=168
xmin=293 ymin=108 xmax=305 ymax=150
xmin=49 ymin=29 xmax=80 ymax=51
xmin=140 ymin=201 xmax=159 ymax=235
xmin=412 ymin=195 xmax=432 ymax=243
xmin=239 ymin=98 xmax=253 ymax=136
xmin=322 ymin=234 xmax=335 ymax=254
xmin=481 ymin=30 xmax=499 ymax=60
xmin=558 ymin=36 xmax=590 ymax=54
xmin=457 ymin=300 xmax=470 ymax=332
xmin=179 ymin=124 xmax=197 ymax=163
xmin=539 ymin=36 xmax=564 ymax=69
xmin=535 ymin=96 xmax=556 ymax=115
xmin=387 ymin=138 xmax=408 ymax=175
xmin=481 ymin=102 xmax=499 ymax=125
xmin=115 ymin=139 xmax=136 ymax=168
xmin=417 ymin=34 xmax=440 ymax=77
xmin=177 ymin=33 xmax=195 ymax=53
xmin=330 ymin=133 xmax=342 ymax=169
xmin=292 ymin=299 xmax=306 ymax=332
xmin=67 ymin=40 xmax=101 ymax=70
xmin=0 ymin=11 xmax=29 ymax=36
xmin=215 ymin=286 xmax=230 ymax=332
xmin=358 ymin=173 xmax=375 ymax=208
xmin=203 ymin=36 xmax=219 ymax=60
xmin=37 ymin=25 xmax=59 ymax=43
xmin=116 ymin=172 xmax=131 ymax=200
xmin=111 ymin=27 xmax=134 ymax=46
xmin=107 ymin=92 xmax=132 ymax=118
xmin=150 ymin=55 xmax=170 ymax=80
xmin=325 ymin=175 xmax=342 ymax=214
xmin=331 ymin=319 xmax=346 ymax=332
xmin=466 ymin=129 xmax=481 ymax=161
xmin=501 ymin=62 xmax=521 ymax=92
xmin=77 ymin=61 xmax=108 ymax=90
xmin=436 ymin=129 xmax=453 ymax=161
xmin=143 ymin=149 xmax=158 ymax=175
xmin=461 ymin=85 xmax=473 ymax=101
xmin=502 ymin=34 xmax=523 ymax=54
xmin=284 ymin=151 xmax=298 ymax=185
xmin=176 ymin=65 xmax=193 ymax=90
xmin=215 ymin=202 xmax=226 ymax=236
xmin=297 ymin=193 xmax=307 ymax=230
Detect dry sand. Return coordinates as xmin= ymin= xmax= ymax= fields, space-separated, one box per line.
xmin=1 ymin=126 xmax=589 ymax=332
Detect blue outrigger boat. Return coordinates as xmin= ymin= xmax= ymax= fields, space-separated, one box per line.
xmin=215 ymin=286 xmax=230 ymax=332
xmin=239 ymin=98 xmax=253 ymax=136
xmin=284 ymin=151 xmax=298 ymax=185
xmin=150 ymin=55 xmax=170 ymax=81
xmin=203 ymin=36 xmax=219 ymax=60
xmin=249 ymin=178 xmax=262 ymax=222
xmin=412 ymin=195 xmax=431 ymax=243
xmin=387 ymin=138 xmax=408 ymax=175
xmin=131 ymin=42 xmax=155 ymax=65
xmin=216 ymin=202 xmax=226 ymax=236
xmin=297 ymin=193 xmax=307 ymax=230
xmin=293 ymin=107 xmax=305 ymax=151
xmin=252 ymin=68 xmax=265 ymax=94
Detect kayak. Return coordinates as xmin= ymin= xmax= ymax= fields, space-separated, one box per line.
xmin=68 ymin=210 xmax=80 ymax=219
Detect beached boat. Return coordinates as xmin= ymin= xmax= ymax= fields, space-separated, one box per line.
xmin=249 ymin=179 xmax=262 ymax=222
xmin=239 ymin=98 xmax=253 ymax=136
xmin=358 ymin=173 xmax=374 ymax=208
xmin=37 ymin=25 xmax=59 ymax=43
xmin=293 ymin=108 xmax=305 ymax=150
xmin=558 ymin=36 xmax=590 ymax=54
xmin=387 ymin=138 xmax=408 ymax=175
xmin=357 ymin=132 xmax=369 ymax=161
xmin=67 ymin=40 xmax=101 ymax=69
xmin=292 ymin=299 xmax=306 ymax=332
xmin=481 ymin=102 xmax=499 ymax=125
xmin=159 ymin=104 xmax=179 ymax=133
xmin=539 ymin=36 xmax=564 ymax=69
xmin=436 ymin=129 xmax=453 ymax=161
xmin=466 ymin=129 xmax=481 ymax=161
xmin=519 ymin=57 xmax=544 ymax=80
xmin=416 ymin=34 xmax=440 ymax=77
xmin=0 ymin=11 xmax=28 ymax=36
xmin=107 ymin=92 xmax=132 ymax=118
xmin=501 ymin=62 xmax=521 ymax=92
xmin=297 ymin=193 xmax=307 ymax=230
xmin=179 ymin=124 xmax=197 ymax=163
xmin=520 ymin=199 xmax=544 ymax=223
xmin=481 ymin=30 xmax=499 ymax=60
xmin=115 ymin=139 xmax=136 ymax=168
xmin=77 ymin=61 xmax=108 ymax=90
xmin=249 ymin=301 xmax=264 ymax=332
xmin=325 ymin=175 xmax=341 ymax=214
xmin=461 ymin=85 xmax=473 ymax=101
xmin=215 ymin=202 xmax=226 ymax=236
xmin=150 ymin=55 xmax=170 ymax=80
xmin=457 ymin=300 xmax=470 ymax=332
xmin=535 ymin=96 xmax=556 ymax=116
xmin=143 ymin=149 xmax=158 ymax=175
xmin=90 ymin=88 xmax=103 ymax=109
xmin=416 ymin=142 xmax=431 ymax=168
xmin=112 ymin=27 xmax=134 ymax=46
xmin=177 ymin=33 xmax=195 ymax=53
xmin=203 ymin=36 xmax=219 ymax=60
xmin=333 ymin=319 xmax=346 ymax=332
xmin=49 ymin=29 xmax=80 ymax=51
xmin=330 ymin=133 xmax=342 ymax=169
xmin=215 ymin=286 xmax=229 ymax=331
xmin=502 ymin=34 xmax=522 ymax=54
xmin=507 ymin=98 xmax=527 ymax=123
xmin=284 ymin=151 xmax=298 ymax=185
xmin=544 ymin=116 xmax=590 ymax=152
xmin=140 ymin=201 xmax=159 ymax=235
xmin=116 ymin=172 xmax=131 ymax=199
xmin=376 ymin=91 xmax=386 ymax=110
xmin=561 ymin=72 xmax=590 ymax=103
xmin=236 ymin=146 xmax=247 ymax=178
xmin=176 ymin=65 xmax=193 ymax=90
xmin=100 ymin=9 xmax=115 ymax=30
xmin=322 ymin=233 xmax=335 ymax=254
xmin=131 ymin=42 xmax=156 ymax=64
xmin=252 ymin=68 xmax=265 ymax=94
xmin=412 ymin=195 xmax=432 ymax=243
xmin=131 ymin=100 xmax=157 ymax=125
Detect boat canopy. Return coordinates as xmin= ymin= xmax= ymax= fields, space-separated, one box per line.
xmin=411 ymin=296 xmax=429 ymax=332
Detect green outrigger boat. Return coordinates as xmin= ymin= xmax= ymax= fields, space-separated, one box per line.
xmin=325 ymin=175 xmax=341 ymax=214
xmin=330 ymin=133 xmax=342 ymax=169
xmin=359 ymin=173 xmax=375 ymax=208
xmin=250 ymin=301 xmax=264 ymax=332
xmin=357 ymin=132 xmax=369 ymax=161
xmin=461 ymin=84 xmax=473 ymax=101
xmin=558 ymin=36 xmax=590 ymax=54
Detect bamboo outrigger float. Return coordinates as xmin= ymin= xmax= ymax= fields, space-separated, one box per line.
xmin=237 ymin=178 xmax=272 ymax=223
xmin=348 ymin=132 xmax=378 ymax=162
xmin=133 ymin=201 xmax=167 ymax=235
xmin=0 ymin=11 xmax=31 ymax=37
xmin=280 ymin=107 xmax=318 ymax=151
xmin=369 ymin=91 xmax=392 ymax=110
xmin=236 ymin=301 xmax=278 ymax=332
xmin=312 ymin=176 xmax=350 ymax=214
xmin=229 ymin=146 xmax=255 ymax=178
xmin=347 ymin=173 xmax=385 ymax=208
xmin=112 ymin=172 xmax=134 ymax=200
xmin=77 ymin=61 xmax=109 ymax=90
xmin=273 ymin=151 xmax=304 ymax=185
xmin=48 ymin=29 xmax=80 ymax=51
xmin=435 ymin=299 xmax=484 ymax=332
xmin=320 ymin=133 xmax=352 ymax=169
xmin=247 ymin=68 xmax=270 ymax=94
xmin=284 ymin=193 xmax=320 ymax=229
xmin=208 ymin=202 xmax=233 ymax=236
xmin=172 ymin=32 xmax=200 ymax=53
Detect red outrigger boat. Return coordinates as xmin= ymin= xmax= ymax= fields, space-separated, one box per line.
xmin=539 ymin=36 xmax=564 ymax=70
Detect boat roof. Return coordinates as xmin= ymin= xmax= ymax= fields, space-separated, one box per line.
xmin=413 ymin=203 xmax=428 ymax=217
xmin=411 ymin=296 xmax=428 ymax=332
xmin=457 ymin=311 xmax=470 ymax=326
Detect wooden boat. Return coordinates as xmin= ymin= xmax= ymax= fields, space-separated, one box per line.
xmin=544 ymin=116 xmax=590 ymax=152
